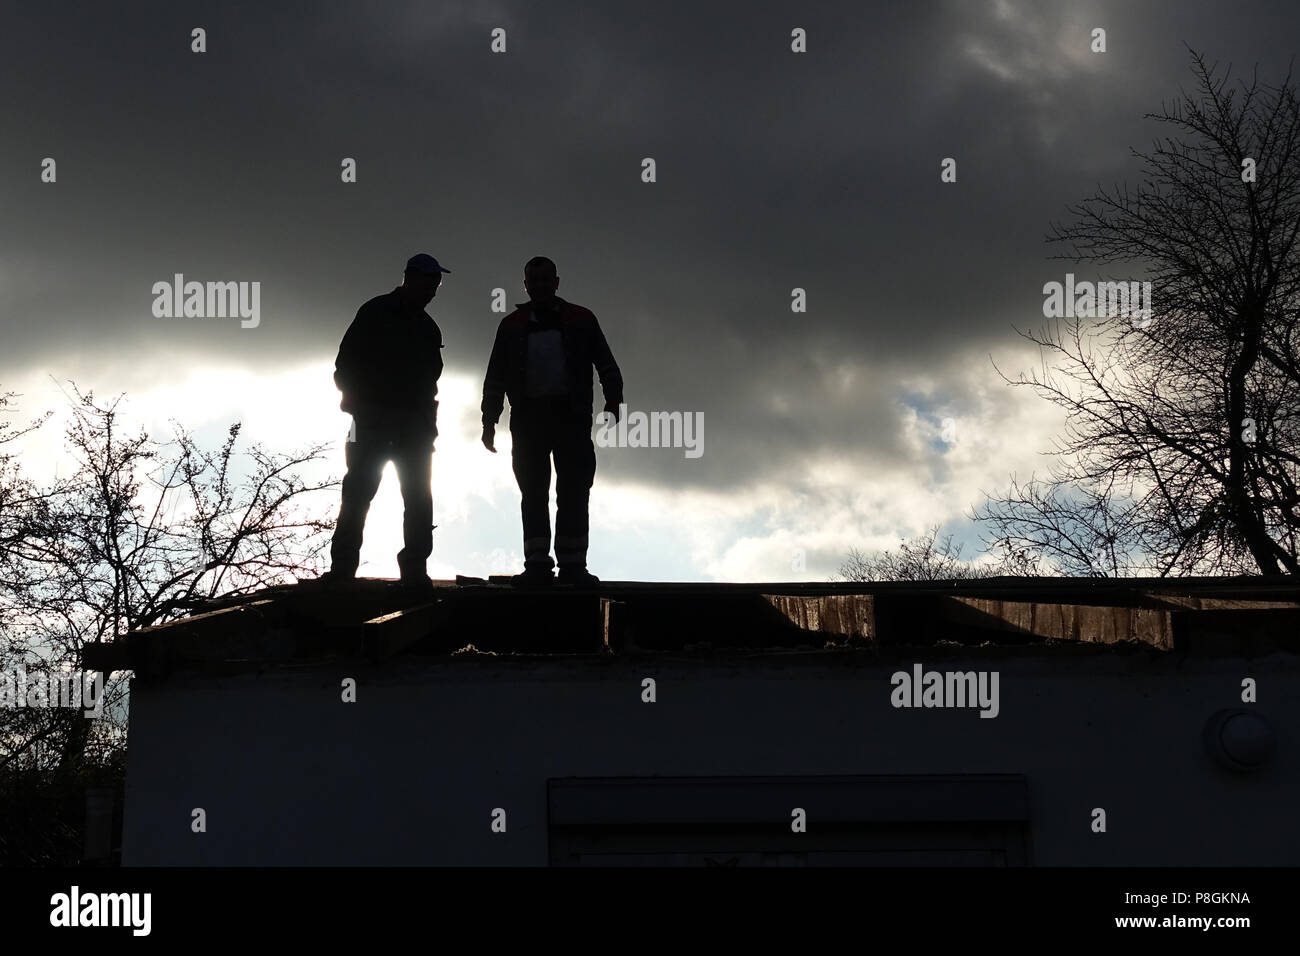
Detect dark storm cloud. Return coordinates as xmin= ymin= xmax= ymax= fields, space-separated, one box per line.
xmin=2 ymin=0 xmax=1296 ymax=490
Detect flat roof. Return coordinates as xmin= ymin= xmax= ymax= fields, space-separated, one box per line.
xmin=81 ymin=575 xmax=1300 ymax=678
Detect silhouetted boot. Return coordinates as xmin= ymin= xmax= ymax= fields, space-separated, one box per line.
xmin=512 ymin=566 xmax=554 ymax=588
xmin=556 ymin=567 xmax=600 ymax=588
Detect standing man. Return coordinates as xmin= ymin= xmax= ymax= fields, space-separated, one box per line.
xmin=481 ymin=256 xmax=623 ymax=587
xmin=324 ymin=253 xmax=450 ymax=591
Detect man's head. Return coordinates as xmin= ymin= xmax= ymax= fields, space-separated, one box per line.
xmin=401 ymin=253 xmax=450 ymax=308
xmin=523 ymin=256 xmax=559 ymax=303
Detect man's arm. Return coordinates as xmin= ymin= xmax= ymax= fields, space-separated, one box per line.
xmin=480 ymin=321 xmax=510 ymax=452
xmin=333 ymin=308 xmax=369 ymax=413
xmin=428 ymin=320 xmax=445 ymax=400
xmin=480 ymin=322 xmax=508 ymax=427
xmin=591 ymin=314 xmax=623 ymax=413
xmin=426 ymin=323 xmax=444 ymax=442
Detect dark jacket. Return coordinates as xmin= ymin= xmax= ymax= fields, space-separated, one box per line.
xmin=334 ymin=288 xmax=444 ymax=428
xmin=481 ymin=296 xmax=623 ymax=427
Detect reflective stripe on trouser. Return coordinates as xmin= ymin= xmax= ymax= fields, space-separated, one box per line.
xmin=522 ymin=535 xmax=553 ymax=572
xmin=554 ymin=534 xmax=588 ymax=569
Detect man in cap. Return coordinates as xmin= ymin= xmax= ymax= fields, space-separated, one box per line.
xmin=323 ymin=253 xmax=449 ymax=590
xmin=481 ymin=256 xmax=623 ymax=587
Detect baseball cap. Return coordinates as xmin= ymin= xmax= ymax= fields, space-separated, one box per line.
xmin=405 ymin=253 xmax=451 ymax=275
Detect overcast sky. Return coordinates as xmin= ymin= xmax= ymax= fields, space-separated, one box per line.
xmin=1 ymin=0 xmax=1295 ymax=582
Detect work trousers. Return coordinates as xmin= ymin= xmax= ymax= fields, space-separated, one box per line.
xmin=509 ymin=396 xmax=597 ymax=572
xmin=330 ymin=411 xmax=433 ymax=578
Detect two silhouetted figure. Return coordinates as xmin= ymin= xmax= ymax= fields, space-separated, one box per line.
xmin=325 ymin=254 xmax=622 ymax=590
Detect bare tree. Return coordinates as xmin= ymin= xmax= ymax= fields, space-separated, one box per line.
xmin=0 ymin=391 xmax=55 ymax=623
xmin=1 ymin=382 xmax=340 ymax=862
xmin=977 ymin=48 xmax=1300 ymax=576
xmin=835 ymin=525 xmax=1042 ymax=582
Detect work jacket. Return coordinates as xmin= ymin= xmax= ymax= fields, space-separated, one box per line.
xmin=333 ymin=288 xmax=444 ymax=433
xmin=481 ymin=296 xmax=623 ymax=427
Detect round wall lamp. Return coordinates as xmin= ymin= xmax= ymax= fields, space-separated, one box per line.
xmin=1203 ymin=708 xmax=1276 ymax=772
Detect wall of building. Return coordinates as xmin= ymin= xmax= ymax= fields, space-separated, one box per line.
xmin=121 ymin=648 xmax=1298 ymax=865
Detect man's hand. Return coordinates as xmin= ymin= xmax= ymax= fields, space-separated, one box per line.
xmin=481 ymin=424 xmax=496 ymax=453
xmin=603 ymin=398 xmax=621 ymax=422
